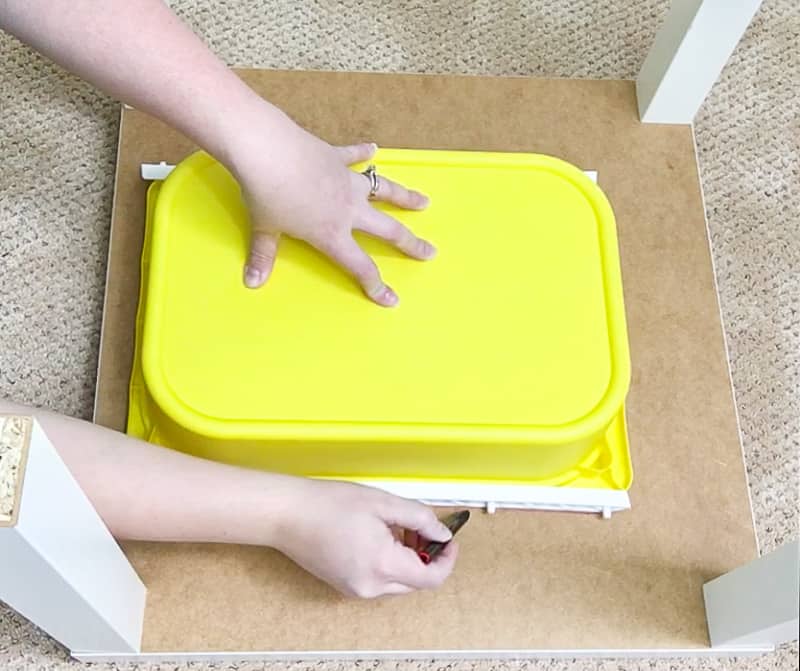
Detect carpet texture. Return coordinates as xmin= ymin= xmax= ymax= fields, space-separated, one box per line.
xmin=0 ymin=1 xmax=797 ymax=669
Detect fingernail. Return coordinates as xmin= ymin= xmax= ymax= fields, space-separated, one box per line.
xmin=244 ymin=266 xmax=264 ymax=288
xmin=439 ymin=523 xmax=453 ymax=540
xmin=420 ymin=241 xmax=437 ymax=259
xmin=366 ymin=282 xmax=398 ymax=306
xmin=381 ymin=286 xmax=399 ymax=307
xmin=414 ymin=192 xmax=430 ymax=209
xmin=370 ymin=142 xmax=378 ymax=153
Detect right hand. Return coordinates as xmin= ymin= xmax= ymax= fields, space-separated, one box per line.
xmin=229 ymin=108 xmax=436 ymax=307
xmin=271 ymin=478 xmax=458 ymax=598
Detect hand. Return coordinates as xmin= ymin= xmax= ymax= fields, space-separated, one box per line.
xmin=1 ymin=2 xmax=433 ymax=309
xmin=271 ymin=478 xmax=458 ymax=598
xmin=230 ymin=116 xmax=436 ymax=307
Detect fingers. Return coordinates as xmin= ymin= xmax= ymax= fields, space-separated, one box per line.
xmin=385 ymin=540 xmax=459 ymax=591
xmin=380 ymin=496 xmax=452 ymax=543
xmin=370 ymin=175 xmax=429 ymax=211
xmin=350 ymin=529 xmax=458 ymax=598
xmin=323 ymin=238 xmax=399 ymax=307
xmin=244 ymin=230 xmax=280 ymax=288
xmin=356 ymin=210 xmax=436 ymax=260
xmin=338 ymin=141 xmax=377 ymax=166
xmin=351 ymin=543 xmax=457 ymax=598
xmin=339 ymin=143 xmax=429 ymax=210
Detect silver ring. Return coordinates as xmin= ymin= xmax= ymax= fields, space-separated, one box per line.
xmin=362 ymin=164 xmax=379 ymax=200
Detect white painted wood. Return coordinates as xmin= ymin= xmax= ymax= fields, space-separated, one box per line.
xmin=636 ymin=0 xmax=763 ymax=124
xmin=704 ymin=540 xmax=799 ymax=647
xmin=0 ymin=417 xmax=146 ymax=654
xmin=351 ymin=479 xmax=630 ymax=517
xmin=73 ymin=645 xmax=773 ymax=663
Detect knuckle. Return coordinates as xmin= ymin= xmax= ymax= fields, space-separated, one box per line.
xmin=399 ymin=500 xmax=428 ymax=527
xmin=313 ymin=235 xmax=337 ymax=257
xmin=355 ymin=260 xmax=379 ymax=284
xmin=381 ymin=180 xmax=396 ymax=200
xmin=375 ymin=555 xmax=394 ymax=580
xmin=408 ymin=235 xmax=426 ymax=254
xmin=373 ymin=494 xmax=397 ymax=520
xmin=249 ymin=250 xmax=275 ymax=266
xmin=350 ymin=580 xmax=379 ymax=600
xmin=354 ymin=175 xmax=371 ymax=197
xmin=411 ymin=236 xmax=429 ymax=256
xmin=418 ymin=507 xmax=438 ymax=528
xmin=425 ymin=573 xmax=447 ymax=590
xmin=347 ymin=178 xmax=370 ymax=205
xmin=397 ymin=231 xmax=422 ymax=255
xmin=324 ymin=220 xmax=345 ymax=241
xmin=399 ymin=188 xmax=417 ymax=207
xmin=387 ymin=221 xmax=407 ymax=244
xmin=315 ymin=225 xmax=347 ymax=252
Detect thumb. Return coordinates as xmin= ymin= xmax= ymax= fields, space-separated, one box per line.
xmin=381 ymin=497 xmax=452 ymax=543
xmin=244 ymin=230 xmax=280 ymax=289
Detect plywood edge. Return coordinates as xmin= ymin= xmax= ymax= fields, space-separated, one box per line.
xmin=73 ymin=645 xmax=774 ymax=663
xmin=0 ymin=415 xmax=32 ymax=527
xmin=349 ymin=479 xmax=630 ymax=515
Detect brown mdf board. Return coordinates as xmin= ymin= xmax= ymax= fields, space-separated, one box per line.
xmin=95 ymin=70 xmax=757 ymax=655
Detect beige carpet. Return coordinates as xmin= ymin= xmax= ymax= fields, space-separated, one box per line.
xmin=1 ymin=0 xmax=797 ymax=669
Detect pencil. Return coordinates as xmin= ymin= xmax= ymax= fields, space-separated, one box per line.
xmin=418 ymin=510 xmax=470 ymax=564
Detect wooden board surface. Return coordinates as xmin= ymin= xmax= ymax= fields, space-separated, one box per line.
xmin=95 ymin=71 xmax=756 ymax=652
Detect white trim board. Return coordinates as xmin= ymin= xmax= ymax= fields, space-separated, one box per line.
xmin=73 ymin=645 xmax=774 ymax=663
xmin=352 ymin=479 xmax=630 ymax=518
xmin=0 ymin=418 xmax=146 ymax=654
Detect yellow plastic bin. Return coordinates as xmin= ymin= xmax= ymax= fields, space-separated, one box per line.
xmin=128 ymin=149 xmax=633 ymax=510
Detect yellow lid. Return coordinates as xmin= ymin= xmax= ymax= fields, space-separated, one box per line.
xmin=142 ymin=149 xmax=630 ymax=446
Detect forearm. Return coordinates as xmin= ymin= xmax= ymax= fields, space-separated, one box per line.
xmin=0 ymin=399 xmax=293 ymax=545
xmin=0 ymin=0 xmax=289 ymax=168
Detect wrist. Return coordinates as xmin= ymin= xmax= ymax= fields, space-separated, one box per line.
xmin=220 ymin=468 xmax=301 ymax=548
xmin=210 ymin=87 xmax=299 ymax=180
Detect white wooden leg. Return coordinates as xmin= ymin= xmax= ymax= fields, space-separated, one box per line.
xmin=703 ymin=540 xmax=800 ymax=648
xmin=636 ymin=0 xmax=763 ymax=124
xmin=0 ymin=416 xmax=146 ymax=654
